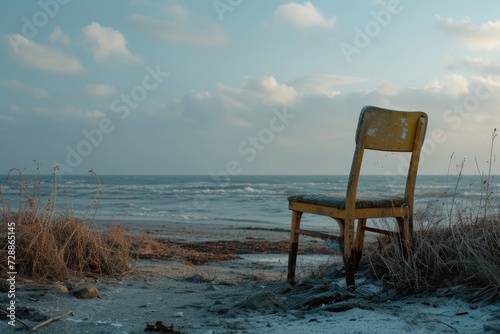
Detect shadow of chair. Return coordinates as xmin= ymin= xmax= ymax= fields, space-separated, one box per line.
xmin=287 ymin=105 xmax=428 ymax=288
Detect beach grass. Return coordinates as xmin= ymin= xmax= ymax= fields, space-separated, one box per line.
xmin=361 ymin=130 xmax=499 ymax=299
xmin=0 ymin=169 xmax=131 ymax=281
xmin=362 ymin=211 xmax=500 ymax=298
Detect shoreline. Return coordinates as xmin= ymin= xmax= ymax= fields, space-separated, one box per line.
xmin=93 ymin=218 xmax=342 ymax=244
xmin=92 ymin=216 xmax=349 ymax=241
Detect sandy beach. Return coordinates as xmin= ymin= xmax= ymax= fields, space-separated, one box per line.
xmin=1 ymin=220 xmax=499 ymax=334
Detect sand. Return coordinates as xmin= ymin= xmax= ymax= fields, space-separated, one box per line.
xmin=1 ymin=221 xmax=499 ymax=333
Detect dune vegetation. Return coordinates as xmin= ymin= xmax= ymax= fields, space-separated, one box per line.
xmin=0 ymin=168 xmax=132 ymax=281
xmin=360 ymin=129 xmax=499 ymax=300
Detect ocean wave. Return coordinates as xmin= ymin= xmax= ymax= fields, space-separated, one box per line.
xmin=244 ymin=186 xmax=256 ymax=192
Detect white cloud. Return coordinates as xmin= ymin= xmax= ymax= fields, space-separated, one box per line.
xmin=436 ymin=16 xmax=500 ymax=50
xmin=161 ymin=76 xmax=296 ymax=129
xmin=85 ymin=84 xmax=117 ymax=97
xmin=33 ymin=87 xmax=49 ymax=98
xmin=218 ymin=76 xmax=297 ymax=106
xmin=1 ymin=79 xmax=23 ymax=90
xmin=275 ymin=2 xmax=336 ymax=29
xmin=377 ymin=80 xmax=401 ymax=96
xmin=461 ymin=56 xmax=500 ymax=75
xmin=6 ymin=34 xmax=82 ymax=73
xmin=424 ymin=74 xmax=469 ymax=96
xmin=290 ymin=74 xmax=366 ymax=97
xmin=223 ymin=114 xmax=252 ymax=128
xmin=62 ymin=106 xmax=105 ymax=118
xmin=82 ymin=22 xmax=141 ymax=64
xmin=48 ymin=26 xmax=70 ymax=45
xmin=473 ymin=76 xmax=500 ymax=91
xmin=0 ymin=114 xmax=14 ymax=122
xmin=129 ymin=4 xmax=228 ymax=46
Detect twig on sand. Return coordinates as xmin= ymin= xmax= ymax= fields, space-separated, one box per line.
xmin=432 ymin=319 xmax=458 ymax=333
xmin=31 ymin=311 xmax=75 ymax=330
xmin=0 ymin=309 xmax=74 ymax=331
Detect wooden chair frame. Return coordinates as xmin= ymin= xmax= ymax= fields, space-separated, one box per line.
xmin=287 ymin=106 xmax=428 ymax=288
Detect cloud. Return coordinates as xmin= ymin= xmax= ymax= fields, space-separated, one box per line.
xmin=48 ymin=26 xmax=70 ymax=45
xmin=85 ymin=84 xmax=117 ymax=97
xmin=289 ymin=74 xmax=367 ymax=97
xmin=2 ymin=80 xmax=49 ymax=98
xmin=377 ymin=80 xmax=401 ymax=96
xmin=6 ymin=34 xmax=82 ymax=73
xmin=461 ymin=56 xmax=500 ymax=75
xmin=1 ymin=80 xmax=23 ymax=90
xmin=160 ymin=76 xmax=297 ymax=130
xmin=33 ymin=87 xmax=49 ymax=98
xmin=82 ymin=22 xmax=141 ymax=64
xmin=436 ymin=16 xmax=500 ymax=50
xmin=217 ymin=76 xmax=298 ymax=107
xmin=275 ymin=2 xmax=336 ymax=29
xmin=0 ymin=115 xmax=14 ymax=122
xmin=61 ymin=106 xmax=105 ymax=118
xmin=424 ymin=74 xmax=469 ymax=96
xmin=129 ymin=4 xmax=228 ymax=46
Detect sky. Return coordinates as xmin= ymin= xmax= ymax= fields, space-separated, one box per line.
xmin=1 ymin=0 xmax=500 ymax=176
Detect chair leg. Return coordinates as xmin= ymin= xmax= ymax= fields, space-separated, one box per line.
xmin=397 ymin=216 xmax=414 ymax=258
xmin=343 ymin=218 xmax=356 ymax=288
xmin=354 ymin=218 xmax=367 ymax=270
xmin=403 ymin=215 xmax=414 ymax=256
xmin=287 ymin=210 xmax=303 ymax=286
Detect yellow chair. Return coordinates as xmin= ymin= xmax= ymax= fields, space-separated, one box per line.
xmin=287 ymin=106 xmax=428 ymax=288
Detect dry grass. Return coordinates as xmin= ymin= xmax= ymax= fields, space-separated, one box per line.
xmin=0 ymin=216 xmax=132 ymax=281
xmin=362 ymin=212 xmax=500 ymax=297
xmin=0 ymin=170 xmax=132 ymax=281
xmin=361 ymin=130 xmax=499 ymax=299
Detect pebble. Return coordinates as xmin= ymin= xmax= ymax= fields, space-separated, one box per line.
xmin=72 ymin=286 xmax=100 ymax=299
xmin=53 ymin=283 xmax=69 ymax=293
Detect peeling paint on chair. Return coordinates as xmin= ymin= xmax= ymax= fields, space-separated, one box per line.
xmin=400 ymin=118 xmax=408 ymax=140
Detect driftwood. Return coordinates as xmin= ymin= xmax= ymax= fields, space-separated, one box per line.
xmin=0 ymin=308 xmax=74 ymax=331
xmin=31 ymin=311 xmax=75 ymax=330
xmin=323 ymin=300 xmax=373 ymax=312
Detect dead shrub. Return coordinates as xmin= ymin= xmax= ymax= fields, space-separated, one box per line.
xmin=0 ymin=169 xmax=132 ymax=281
xmin=362 ymin=213 xmax=500 ymax=297
xmin=361 ymin=131 xmax=499 ymax=298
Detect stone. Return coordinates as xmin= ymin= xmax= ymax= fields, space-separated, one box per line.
xmin=72 ymin=286 xmax=99 ymax=299
xmin=53 ymin=283 xmax=69 ymax=293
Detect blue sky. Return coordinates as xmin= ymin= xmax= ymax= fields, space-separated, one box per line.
xmin=1 ymin=0 xmax=500 ymax=176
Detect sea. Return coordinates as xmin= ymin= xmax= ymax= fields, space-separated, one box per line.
xmin=0 ymin=174 xmax=497 ymax=228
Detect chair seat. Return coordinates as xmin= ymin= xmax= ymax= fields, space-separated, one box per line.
xmin=288 ymin=192 xmax=407 ymax=209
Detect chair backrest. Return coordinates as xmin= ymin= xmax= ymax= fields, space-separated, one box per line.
xmin=355 ymin=106 xmax=427 ymax=152
xmin=346 ymin=106 xmax=428 ymax=211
